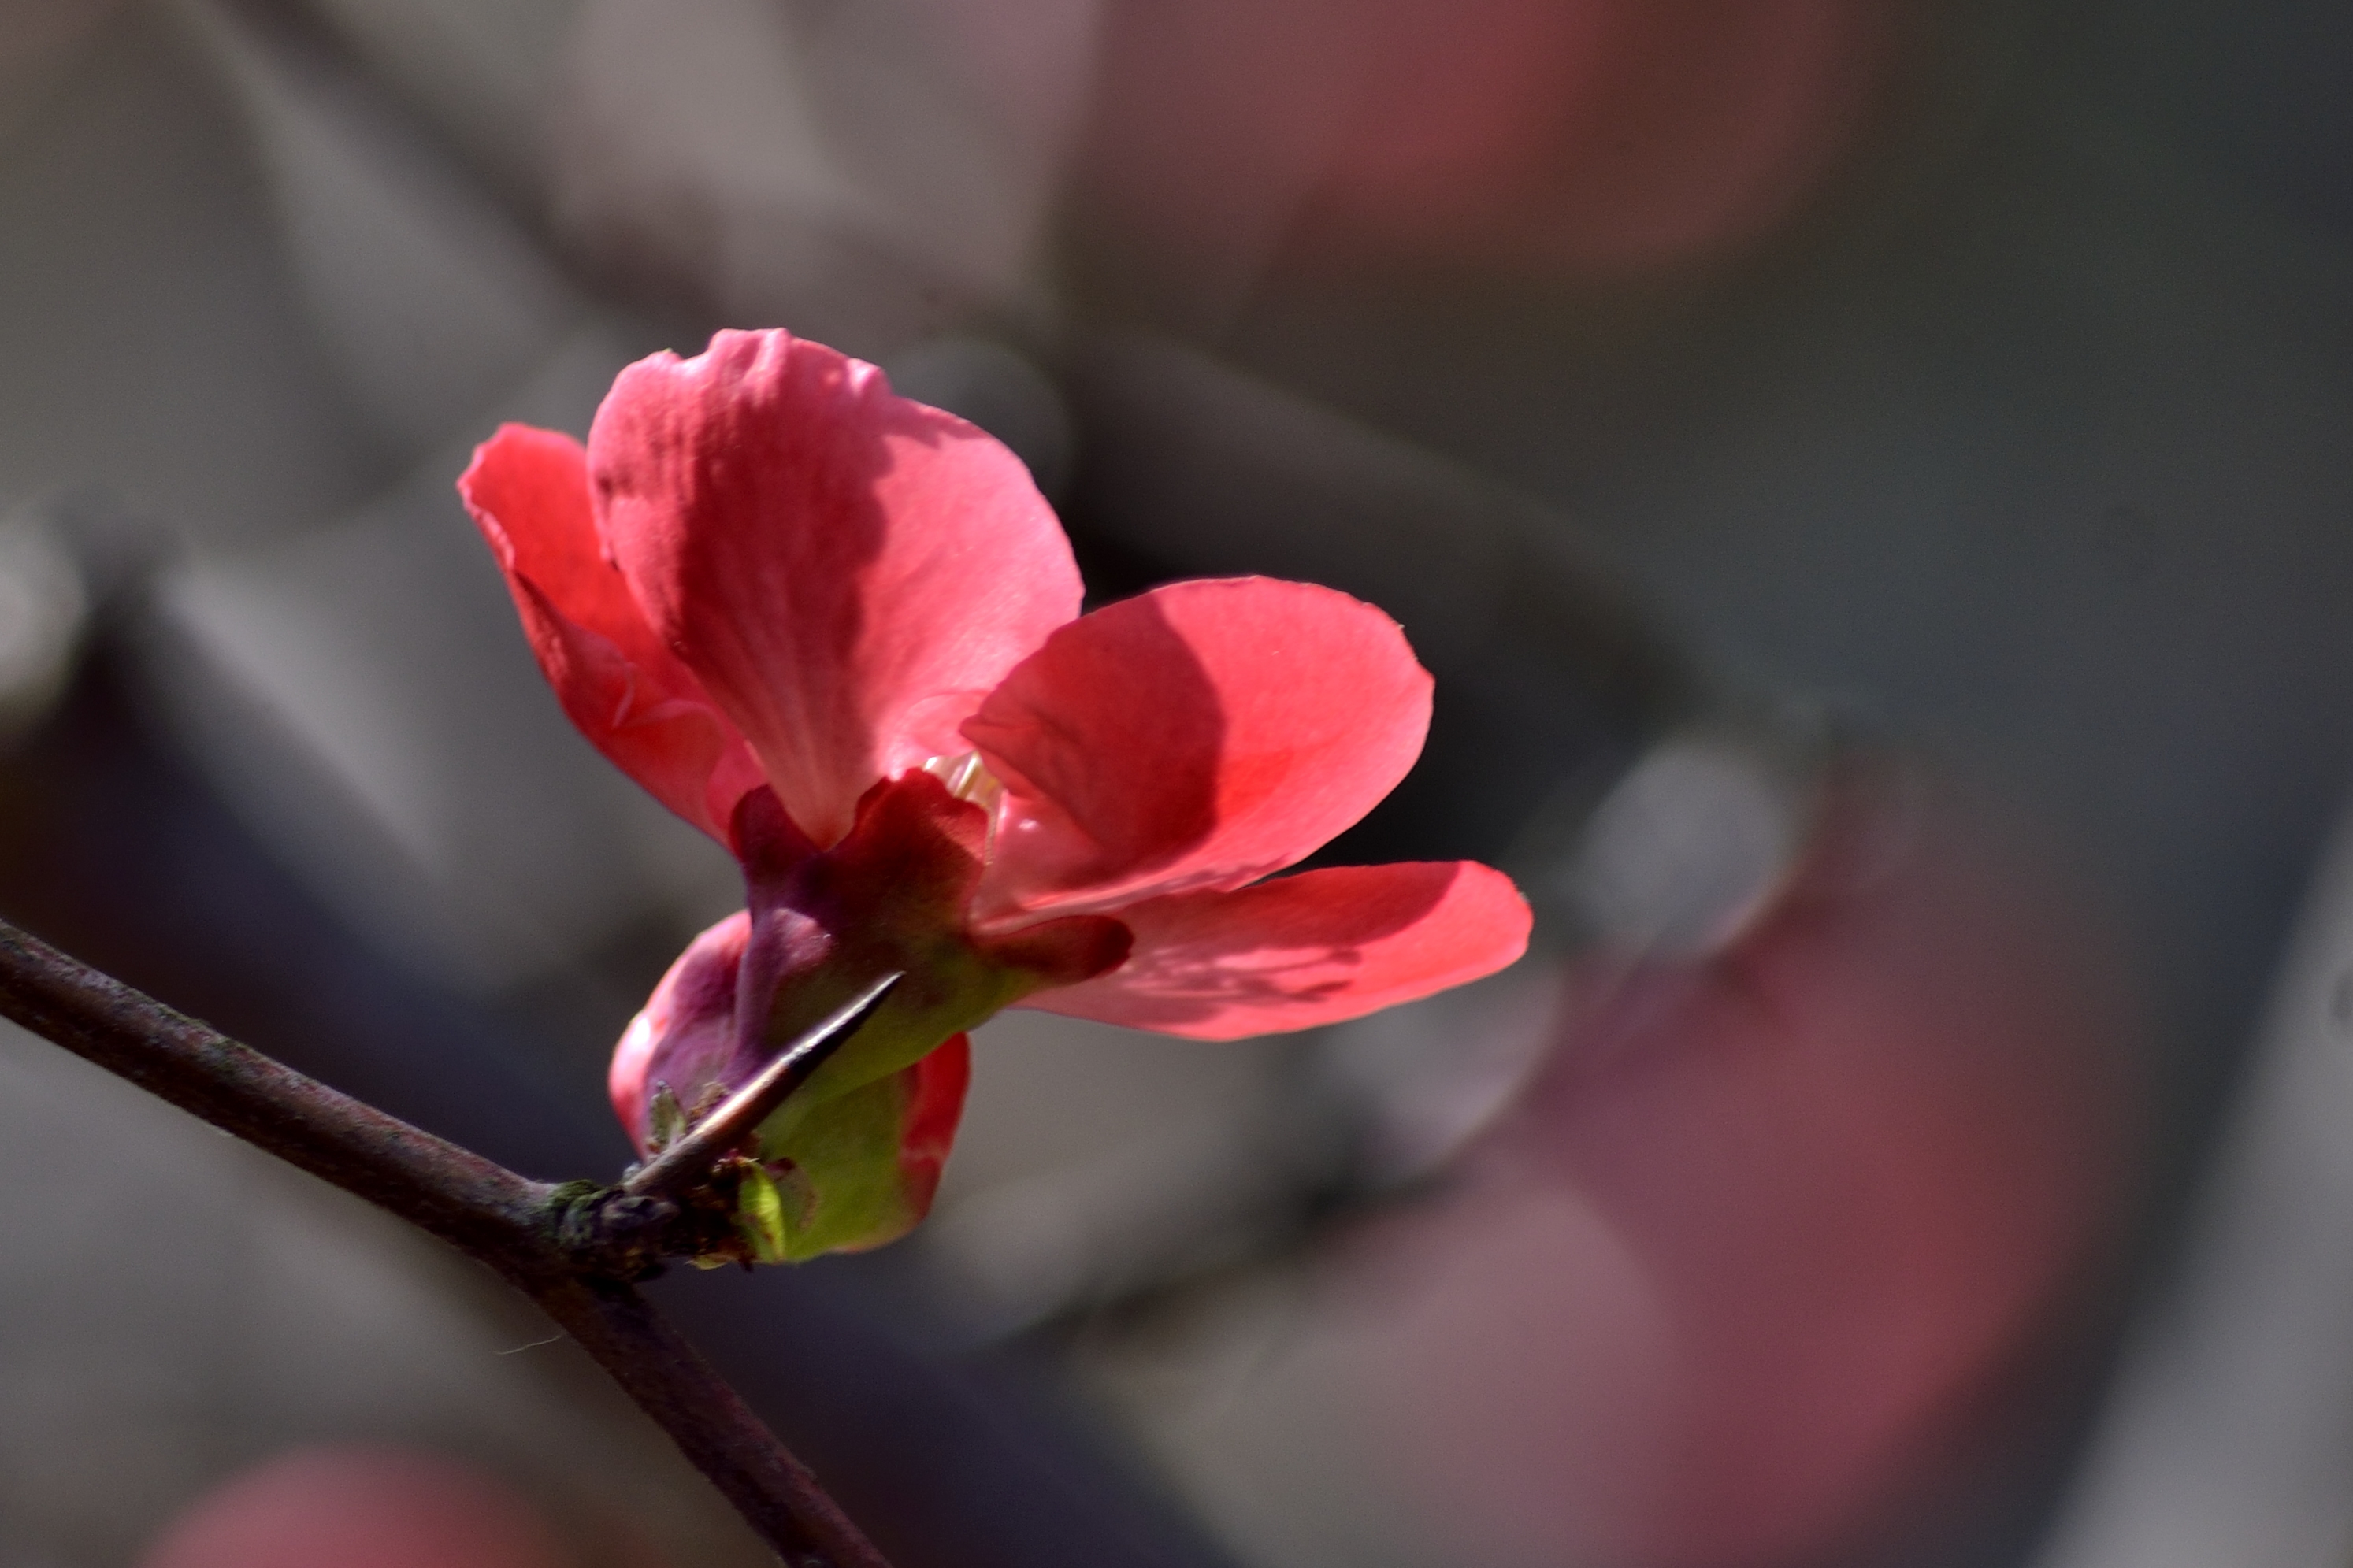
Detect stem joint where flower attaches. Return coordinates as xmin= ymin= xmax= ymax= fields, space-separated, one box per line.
xmin=542 ymin=1180 xmax=709 ymax=1281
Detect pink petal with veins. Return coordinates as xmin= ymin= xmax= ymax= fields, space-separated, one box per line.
xmin=590 ymin=330 xmax=1082 ymax=846
xmin=461 ymin=424 xmax=761 ymax=840
xmin=1026 ymin=860 xmax=1529 ymax=1039
xmin=967 ymin=576 xmax=1432 ymax=921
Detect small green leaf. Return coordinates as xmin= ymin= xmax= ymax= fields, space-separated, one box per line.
xmin=647 ymin=1081 xmax=688 ymax=1154
xmin=733 ymin=1161 xmax=792 ymax=1265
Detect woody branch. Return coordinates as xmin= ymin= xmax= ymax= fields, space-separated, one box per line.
xmin=0 ymin=915 xmax=893 ymax=1568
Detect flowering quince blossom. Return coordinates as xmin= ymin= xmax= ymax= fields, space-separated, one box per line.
xmin=458 ymin=329 xmax=1531 ymax=1261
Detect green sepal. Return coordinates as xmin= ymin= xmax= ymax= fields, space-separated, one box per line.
xmin=741 ymin=772 xmax=1128 ymax=1127
xmin=755 ymin=1069 xmax=924 ymax=1262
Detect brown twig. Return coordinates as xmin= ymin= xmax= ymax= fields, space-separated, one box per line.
xmin=0 ymin=917 xmax=893 ymax=1568
xmin=532 ymin=1276 xmax=883 ymax=1567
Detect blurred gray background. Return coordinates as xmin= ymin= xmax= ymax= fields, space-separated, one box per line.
xmin=3 ymin=2 xmax=2353 ymax=1566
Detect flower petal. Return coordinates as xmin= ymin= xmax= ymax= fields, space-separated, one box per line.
xmin=966 ymin=577 xmax=1434 ymax=920
xmin=1022 ymin=861 xmax=1531 ymax=1039
xmin=881 ymin=1031 xmax=972 ymax=1245
xmin=460 ymin=423 xmax=761 ymax=840
xmin=589 ymin=331 xmax=1083 ymax=846
xmin=609 ymin=909 xmax=750 ymax=1152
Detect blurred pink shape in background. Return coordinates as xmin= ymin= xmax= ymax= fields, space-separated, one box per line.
xmin=1344 ymin=765 xmax=2140 ymax=1566
xmin=139 ymin=1446 xmax=585 ymax=1568
xmin=1080 ymin=0 xmax=1898 ymax=273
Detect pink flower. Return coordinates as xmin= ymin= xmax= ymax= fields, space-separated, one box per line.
xmin=460 ymin=329 xmax=1529 ymax=1258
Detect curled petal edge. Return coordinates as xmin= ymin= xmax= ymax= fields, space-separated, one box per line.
xmin=1020 ymin=860 xmax=1531 ymax=1040
xmin=460 ymin=424 xmax=760 ymax=840
xmin=969 ymin=576 xmax=1434 ymax=921
xmin=588 ymin=330 xmax=1084 ymax=847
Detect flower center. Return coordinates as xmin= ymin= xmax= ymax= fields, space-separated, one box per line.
xmin=921 ymin=750 xmax=1005 ymax=814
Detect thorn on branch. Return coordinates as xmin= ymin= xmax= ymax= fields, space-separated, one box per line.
xmin=624 ymin=972 xmax=904 ymax=1203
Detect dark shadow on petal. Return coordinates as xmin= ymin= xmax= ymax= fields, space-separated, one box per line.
xmin=971 ymin=589 xmax=1227 ymax=898
xmin=1057 ymin=863 xmax=1463 ymax=1030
